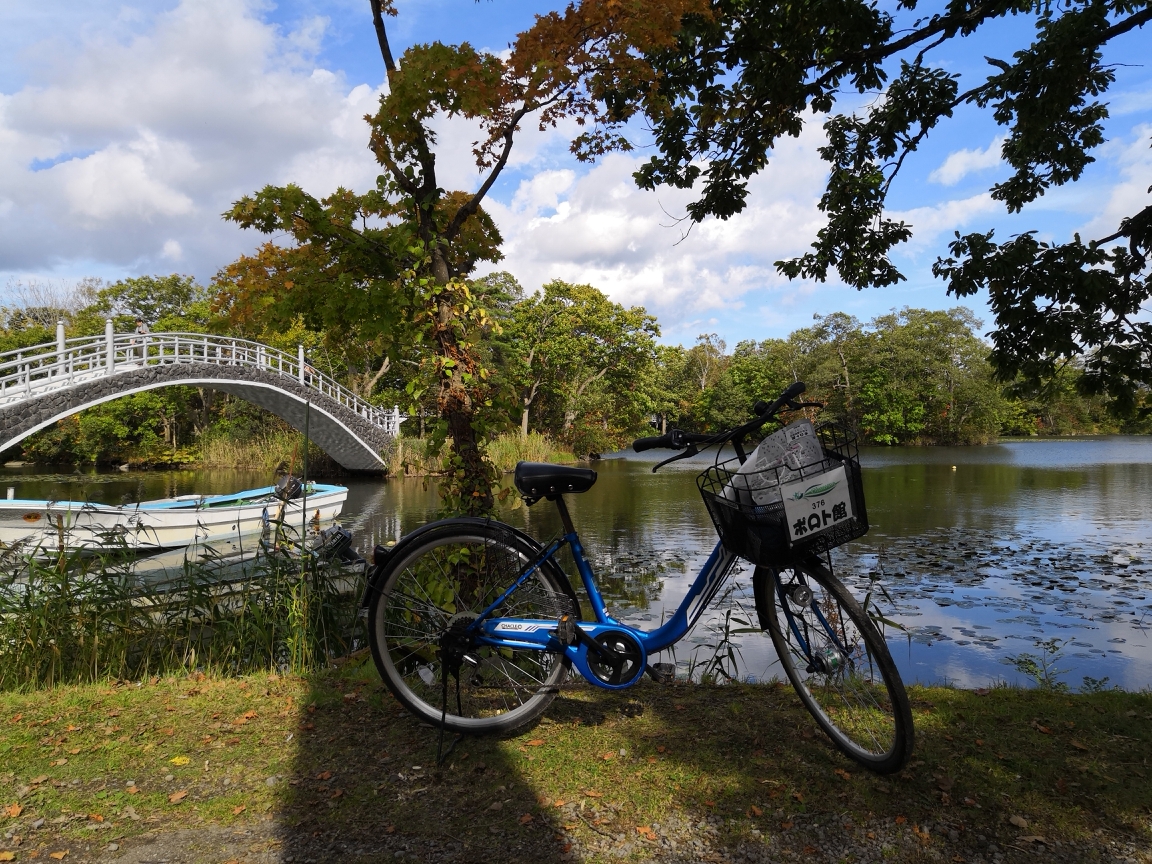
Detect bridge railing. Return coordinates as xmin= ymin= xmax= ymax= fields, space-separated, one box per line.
xmin=0 ymin=330 xmax=405 ymax=436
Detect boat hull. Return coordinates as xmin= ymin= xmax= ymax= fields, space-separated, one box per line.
xmin=0 ymin=485 xmax=348 ymax=554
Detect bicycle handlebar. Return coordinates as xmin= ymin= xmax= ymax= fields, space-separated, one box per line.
xmin=631 ymin=381 xmax=816 ymax=458
xmin=632 ymin=432 xmax=677 ymax=452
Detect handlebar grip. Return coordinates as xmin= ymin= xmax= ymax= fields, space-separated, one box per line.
xmin=781 ymin=381 xmax=807 ymax=401
xmin=633 ymin=433 xmax=673 ymax=452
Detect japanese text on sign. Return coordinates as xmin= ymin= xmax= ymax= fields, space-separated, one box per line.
xmin=780 ymin=465 xmax=853 ymax=543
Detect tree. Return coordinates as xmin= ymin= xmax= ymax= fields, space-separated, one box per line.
xmin=219 ymin=0 xmax=698 ymax=513
xmin=504 ymin=280 xmax=659 ymax=453
xmin=601 ymin=0 xmax=1152 ymax=406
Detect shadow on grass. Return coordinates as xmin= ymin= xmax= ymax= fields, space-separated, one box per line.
xmin=275 ymin=665 xmax=1152 ymax=863
xmin=273 ymin=658 xmax=572 ymax=863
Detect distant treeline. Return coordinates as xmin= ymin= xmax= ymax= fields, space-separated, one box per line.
xmin=1 ymin=273 xmax=1148 ymax=468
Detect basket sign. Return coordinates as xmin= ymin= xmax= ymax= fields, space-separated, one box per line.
xmin=781 ymin=465 xmax=854 ymax=544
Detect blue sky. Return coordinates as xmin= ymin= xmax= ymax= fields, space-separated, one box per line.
xmin=1 ymin=0 xmax=1149 ymax=348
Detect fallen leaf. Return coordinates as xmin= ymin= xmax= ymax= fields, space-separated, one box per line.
xmin=635 ymin=826 xmax=656 ymax=840
xmin=1009 ymin=815 xmax=1029 ymax=829
xmin=1069 ymin=740 xmax=1090 ymax=752
xmin=703 ymin=800 xmax=715 ymax=807
xmin=781 ymin=821 xmax=794 ymax=830
xmin=519 ymin=813 xmax=533 ymax=825
xmin=168 ymin=790 xmax=188 ymax=804
xmin=7 ymin=714 xmax=21 ymax=724
xmin=49 ymin=854 xmax=68 ymax=861
xmin=169 ymin=756 xmax=190 ymax=766
xmin=834 ymin=768 xmax=852 ymax=781
xmin=895 ymin=816 xmax=907 ymax=824
xmin=584 ymin=790 xmax=602 ymax=798
xmin=384 ymin=825 xmax=395 ymax=834
xmin=51 ymin=759 xmax=67 ymax=767
xmin=159 ymin=728 xmax=174 ymax=736
xmin=553 ymin=800 xmax=565 ymax=808
xmin=0 ymin=851 xmax=15 ymax=861
xmin=30 ymin=776 xmax=47 ymax=785
xmin=232 ymin=805 xmax=246 ymax=816
xmin=127 ymin=787 xmax=139 ymax=795
xmin=563 ymin=823 xmax=577 ymax=831
xmin=803 ymin=846 xmax=818 ymax=855
xmin=963 ymin=797 xmax=978 ymax=807
xmin=1031 ymin=721 xmax=1051 ymax=735
xmin=792 ymin=790 xmax=804 ymax=803
xmin=936 ymin=776 xmax=955 ymax=791
xmin=4 ymin=803 xmax=22 ymax=818
xmin=329 ymin=789 xmax=343 ymax=799
xmin=316 ymin=771 xmax=333 ymax=781
xmin=88 ymin=814 xmax=103 ymax=823
xmin=601 ymin=752 xmax=614 ymax=761
xmin=526 ymin=739 xmax=545 ymax=747
xmin=488 ymin=802 xmax=503 ymax=811
xmin=67 ymin=748 xmax=80 ymax=755
xmin=749 ymin=805 xmax=763 ymax=817
xmin=647 ymin=756 xmax=657 ymax=763
xmin=1019 ymin=835 xmax=1047 ymax=844
xmin=242 ymin=710 xmax=257 ymax=720
xmin=656 ymin=745 xmax=666 ymax=753
xmin=975 ymin=739 xmax=984 ymax=746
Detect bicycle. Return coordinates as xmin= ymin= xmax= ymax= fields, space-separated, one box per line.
xmin=365 ymin=382 xmax=914 ymax=774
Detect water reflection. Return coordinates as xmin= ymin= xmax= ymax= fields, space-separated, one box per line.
xmin=4 ymin=436 xmax=1151 ymax=690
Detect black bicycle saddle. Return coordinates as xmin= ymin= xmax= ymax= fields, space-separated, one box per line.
xmin=514 ymin=461 xmax=597 ymax=500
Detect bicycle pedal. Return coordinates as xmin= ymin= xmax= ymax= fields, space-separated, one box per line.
xmin=646 ymin=662 xmax=676 ymax=684
xmin=555 ymin=614 xmax=577 ymax=646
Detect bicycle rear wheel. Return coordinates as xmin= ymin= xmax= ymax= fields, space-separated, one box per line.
xmin=758 ymin=558 xmax=913 ymax=774
xmin=368 ymin=520 xmax=573 ymax=735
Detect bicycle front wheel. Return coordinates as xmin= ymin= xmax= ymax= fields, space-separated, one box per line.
xmin=368 ymin=520 xmax=573 ymax=735
xmin=758 ymin=558 xmax=913 ymax=774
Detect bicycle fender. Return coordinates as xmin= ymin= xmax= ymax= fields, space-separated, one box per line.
xmin=359 ymin=516 xmax=582 ymax=618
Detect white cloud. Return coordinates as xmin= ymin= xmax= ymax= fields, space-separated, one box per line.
xmin=929 ymin=136 xmax=1005 ymax=186
xmin=0 ymin=0 xmax=384 ymax=279
xmin=890 ymin=192 xmax=999 ymax=247
xmin=1078 ymin=125 xmax=1152 ymax=242
xmin=482 ymin=123 xmax=832 ymax=337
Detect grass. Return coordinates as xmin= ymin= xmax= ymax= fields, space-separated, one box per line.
xmin=0 ymin=543 xmax=365 ymax=691
xmin=0 ymin=666 xmax=1149 ymax=862
xmin=197 ymin=429 xmax=338 ymax=474
xmin=389 ymin=432 xmax=576 ymax=477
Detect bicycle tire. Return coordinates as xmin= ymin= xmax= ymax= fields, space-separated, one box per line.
xmin=757 ymin=558 xmax=914 ymax=774
xmin=368 ymin=520 xmax=572 ymax=735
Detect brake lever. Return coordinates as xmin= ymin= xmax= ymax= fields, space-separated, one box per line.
xmin=652 ymin=443 xmax=698 ymax=473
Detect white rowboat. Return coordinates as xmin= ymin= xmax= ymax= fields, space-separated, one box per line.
xmin=0 ymin=483 xmax=348 ymax=554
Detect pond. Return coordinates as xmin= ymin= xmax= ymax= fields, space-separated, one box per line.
xmin=4 ymin=435 xmax=1151 ymax=691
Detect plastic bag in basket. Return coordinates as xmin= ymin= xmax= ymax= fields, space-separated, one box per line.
xmin=721 ymin=419 xmax=825 ymax=507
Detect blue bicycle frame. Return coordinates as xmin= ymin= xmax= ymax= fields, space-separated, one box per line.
xmin=462 ymin=526 xmax=741 ymax=690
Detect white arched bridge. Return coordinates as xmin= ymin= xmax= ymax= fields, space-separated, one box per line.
xmin=0 ymin=323 xmax=404 ymax=471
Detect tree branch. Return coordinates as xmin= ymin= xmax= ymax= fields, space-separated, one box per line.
xmin=443 ymin=104 xmax=535 ymax=243
xmin=369 ymin=0 xmax=396 ymax=75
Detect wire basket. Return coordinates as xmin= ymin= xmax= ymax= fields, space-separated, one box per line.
xmin=697 ymin=422 xmax=868 ymax=566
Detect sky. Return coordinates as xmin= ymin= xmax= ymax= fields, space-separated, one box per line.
xmin=1 ymin=0 xmax=1150 ymax=348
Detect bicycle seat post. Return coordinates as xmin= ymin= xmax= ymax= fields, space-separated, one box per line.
xmin=551 ymin=494 xmax=577 ymax=536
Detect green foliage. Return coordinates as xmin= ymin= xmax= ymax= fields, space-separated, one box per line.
xmin=613 ymin=0 xmax=1152 ymax=404
xmin=503 ymin=280 xmax=660 ymax=454
xmin=1008 ymin=638 xmax=1071 ymax=693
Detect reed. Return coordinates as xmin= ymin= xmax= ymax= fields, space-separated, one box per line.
xmin=0 ymin=539 xmax=365 ymax=692
xmin=197 ymin=429 xmax=336 ymax=473
xmin=486 ymin=431 xmax=575 ymax=473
